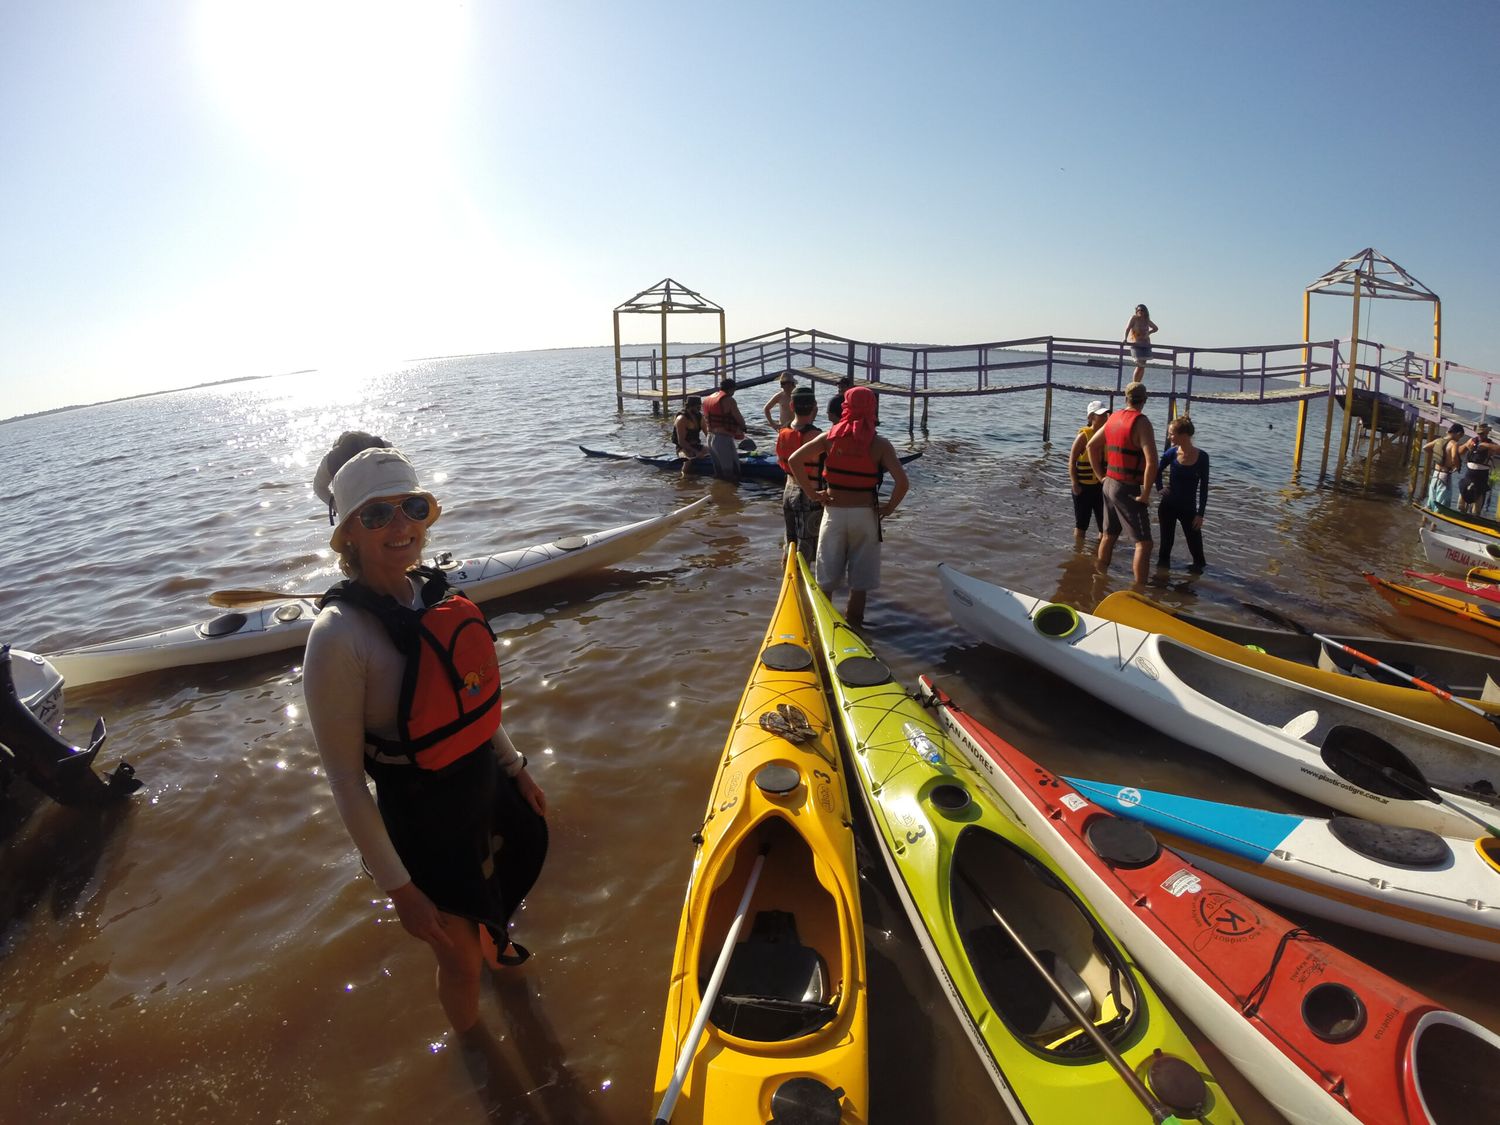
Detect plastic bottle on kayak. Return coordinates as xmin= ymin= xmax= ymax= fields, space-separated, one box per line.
xmin=904 ymin=722 xmax=942 ymax=766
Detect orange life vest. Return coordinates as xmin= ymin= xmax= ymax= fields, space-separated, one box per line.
xmin=776 ymin=422 xmax=823 ymax=482
xmin=323 ymin=569 xmax=503 ymax=770
xmin=822 ymin=439 xmax=881 ymax=495
xmin=1104 ymin=408 xmax=1146 ymax=486
xmin=703 ymin=390 xmax=738 ymax=435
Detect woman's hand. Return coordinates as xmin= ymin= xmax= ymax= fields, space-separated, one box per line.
xmin=388 ymin=881 xmax=452 ymax=949
xmin=516 ymin=770 xmax=548 ymax=817
xmin=1192 ymin=516 xmax=1204 ymax=530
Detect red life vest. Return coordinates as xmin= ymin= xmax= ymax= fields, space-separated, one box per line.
xmin=1103 ymin=408 xmax=1146 ymax=485
xmin=822 ymin=438 xmax=881 ymax=494
xmin=703 ymin=390 xmax=738 ymax=435
xmin=776 ymin=422 xmax=823 ymax=482
xmin=323 ymin=569 xmax=503 ymax=771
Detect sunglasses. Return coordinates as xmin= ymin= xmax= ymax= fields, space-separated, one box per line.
xmin=357 ymin=495 xmax=431 ymax=530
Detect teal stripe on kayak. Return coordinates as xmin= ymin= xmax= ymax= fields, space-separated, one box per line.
xmin=1065 ymin=777 xmax=1300 ymax=864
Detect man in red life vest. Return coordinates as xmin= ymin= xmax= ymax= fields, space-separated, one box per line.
xmin=702 ymin=378 xmax=747 ymax=480
xmin=1085 ymin=380 xmax=1158 ymax=585
xmin=787 ymin=385 xmax=909 ymax=630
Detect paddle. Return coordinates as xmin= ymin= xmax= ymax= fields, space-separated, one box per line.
xmin=653 ymin=846 xmax=770 ymax=1125
xmin=1239 ymin=601 xmax=1500 ymax=734
xmin=208 ymin=589 xmax=326 ymax=608
xmin=956 ymin=868 xmax=1186 ymax=1124
xmin=1319 ymin=724 xmax=1500 ymax=838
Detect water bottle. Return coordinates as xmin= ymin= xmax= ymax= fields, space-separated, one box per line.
xmin=904 ymin=722 xmax=942 ymax=766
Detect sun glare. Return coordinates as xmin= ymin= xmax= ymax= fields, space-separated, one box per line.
xmin=193 ymin=1 xmax=468 ymax=168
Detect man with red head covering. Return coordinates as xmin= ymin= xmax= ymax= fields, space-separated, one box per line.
xmin=787 ymin=385 xmax=910 ymax=629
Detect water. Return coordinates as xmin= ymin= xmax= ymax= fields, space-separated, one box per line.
xmin=1 ymin=347 xmax=1496 ymax=1123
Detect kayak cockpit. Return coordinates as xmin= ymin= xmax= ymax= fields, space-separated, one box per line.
xmin=1408 ymin=1009 xmax=1500 ymax=1123
xmin=698 ymin=816 xmax=846 ymax=1043
xmin=951 ymin=825 xmax=1140 ymax=1056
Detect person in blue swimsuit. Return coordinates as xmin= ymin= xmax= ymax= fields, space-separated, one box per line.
xmin=1156 ymin=414 xmax=1209 ymax=571
xmin=1125 ymin=304 xmax=1158 ymax=381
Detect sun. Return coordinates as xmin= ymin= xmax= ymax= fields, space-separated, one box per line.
xmin=192 ymin=1 xmax=469 ymax=169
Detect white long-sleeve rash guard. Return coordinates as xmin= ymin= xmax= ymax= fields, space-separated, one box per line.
xmin=302 ymin=576 xmax=522 ymax=891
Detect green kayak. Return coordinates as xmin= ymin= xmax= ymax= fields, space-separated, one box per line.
xmin=796 ymin=556 xmax=1239 ymax=1124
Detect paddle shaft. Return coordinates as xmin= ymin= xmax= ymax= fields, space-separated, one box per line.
xmin=1238 ymin=601 xmax=1500 ymax=732
xmin=957 ymin=870 xmax=1181 ymax=1124
xmin=1314 ymin=631 xmax=1500 ymax=729
xmin=653 ymin=848 xmax=769 ymax=1125
xmin=208 ymin=589 xmax=325 ymax=608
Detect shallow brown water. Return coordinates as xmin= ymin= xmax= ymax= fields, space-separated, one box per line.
xmin=2 ymin=349 xmax=1497 ymax=1124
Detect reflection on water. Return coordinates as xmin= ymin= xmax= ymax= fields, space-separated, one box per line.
xmin=1 ymin=349 xmax=1496 ymax=1123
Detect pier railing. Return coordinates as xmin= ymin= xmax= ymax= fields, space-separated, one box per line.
xmin=616 ymin=328 xmax=1340 ymax=439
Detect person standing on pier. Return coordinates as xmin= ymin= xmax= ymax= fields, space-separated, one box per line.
xmin=763 ymin=371 xmax=799 ymax=428
xmin=1087 ymin=380 xmax=1158 ymax=585
xmin=702 ymin=378 xmax=747 ymax=481
xmin=776 ymin=387 xmax=824 ymax=562
xmin=1155 ymin=414 xmax=1209 ymax=572
xmin=1125 ymin=304 xmax=1158 ymax=381
xmin=1422 ymin=422 xmax=1465 ymax=510
xmin=788 ymin=385 xmax=909 ymax=630
xmin=1068 ymin=400 xmax=1110 ymax=544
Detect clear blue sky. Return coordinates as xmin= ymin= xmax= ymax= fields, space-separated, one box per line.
xmin=3 ymin=1 xmax=1497 ymax=419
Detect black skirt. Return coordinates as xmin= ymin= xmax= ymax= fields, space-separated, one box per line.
xmin=368 ymin=747 xmax=548 ymax=946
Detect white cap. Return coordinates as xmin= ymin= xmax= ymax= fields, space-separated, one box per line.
xmin=1086 ymin=400 xmax=1109 ymax=417
xmin=326 ymin=447 xmax=439 ymax=550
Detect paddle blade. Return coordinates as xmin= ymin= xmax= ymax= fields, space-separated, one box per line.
xmin=1320 ymin=725 xmax=1438 ymax=803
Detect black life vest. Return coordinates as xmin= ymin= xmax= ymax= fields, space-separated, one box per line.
xmin=321 ymin=568 xmax=502 ymax=770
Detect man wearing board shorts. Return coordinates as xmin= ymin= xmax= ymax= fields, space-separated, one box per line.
xmin=787 ymin=386 xmax=909 ymax=630
xmin=1086 ymin=380 xmax=1158 ymax=585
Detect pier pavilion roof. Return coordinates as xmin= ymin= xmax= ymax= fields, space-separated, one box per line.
xmin=1306 ymin=248 xmax=1439 ymax=302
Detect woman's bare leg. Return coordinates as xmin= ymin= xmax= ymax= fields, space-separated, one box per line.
xmin=432 ymin=913 xmax=485 ymax=1032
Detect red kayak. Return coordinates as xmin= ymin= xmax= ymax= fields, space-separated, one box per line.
xmin=920 ymin=675 xmax=1500 ymax=1125
xmin=1404 ymin=568 xmax=1500 ymax=604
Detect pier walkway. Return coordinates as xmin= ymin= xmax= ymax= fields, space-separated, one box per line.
xmin=617 ymin=328 xmax=1334 ymax=440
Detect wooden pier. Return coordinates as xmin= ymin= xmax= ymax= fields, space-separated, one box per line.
xmin=613 ymin=325 xmax=1500 ymax=494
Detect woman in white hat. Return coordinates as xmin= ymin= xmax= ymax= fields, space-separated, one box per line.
xmin=1068 ymin=401 xmax=1110 ymax=544
xmin=303 ymin=438 xmax=548 ymax=1039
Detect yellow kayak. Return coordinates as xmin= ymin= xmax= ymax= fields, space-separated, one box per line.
xmin=1094 ymin=589 xmax=1500 ymax=748
xmin=1365 ymin=571 xmax=1500 ymax=646
xmin=652 ymin=546 xmax=867 ymax=1125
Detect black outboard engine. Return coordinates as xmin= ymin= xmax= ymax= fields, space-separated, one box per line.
xmin=0 ymin=645 xmax=141 ymax=805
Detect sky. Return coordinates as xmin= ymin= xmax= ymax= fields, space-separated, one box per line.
xmin=3 ymin=1 xmax=1499 ymax=419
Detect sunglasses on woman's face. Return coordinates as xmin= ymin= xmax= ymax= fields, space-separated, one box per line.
xmin=357 ymin=495 xmax=431 ymax=530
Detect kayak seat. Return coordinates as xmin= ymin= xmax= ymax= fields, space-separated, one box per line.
xmin=966 ymin=928 xmax=1095 ymax=1040
xmin=708 ymin=910 xmax=837 ymax=1042
xmin=1282 ymin=709 xmax=1319 ymax=740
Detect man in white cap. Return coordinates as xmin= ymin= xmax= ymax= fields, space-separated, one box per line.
xmin=1068 ymin=400 xmax=1110 ymax=544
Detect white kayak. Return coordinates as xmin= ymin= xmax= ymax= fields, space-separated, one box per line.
xmin=938 ymin=564 xmax=1500 ymax=839
xmin=11 ymin=648 xmax=64 ymax=727
xmin=1067 ymin=778 xmax=1500 ymax=962
xmin=49 ymin=498 xmax=709 ymax=688
xmin=1419 ymin=523 xmax=1500 ymax=572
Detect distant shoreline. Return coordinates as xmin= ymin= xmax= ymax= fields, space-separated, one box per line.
xmin=0 ymin=371 xmax=314 ymax=426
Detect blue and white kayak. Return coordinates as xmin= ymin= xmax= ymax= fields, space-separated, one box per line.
xmin=1067 ymin=778 xmax=1500 ymax=962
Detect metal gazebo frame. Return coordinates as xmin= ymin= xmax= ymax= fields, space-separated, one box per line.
xmin=1296 ymin=248 xmax=1441 ymax=485
xmin=612 ymin=279 xmax=726 ymax=413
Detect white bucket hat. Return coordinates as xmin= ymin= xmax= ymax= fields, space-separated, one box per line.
xmin=1086 ymin=400 xmax=1109 ymax=418
xmin=322 ymin=447 xmax=440 ymax=550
